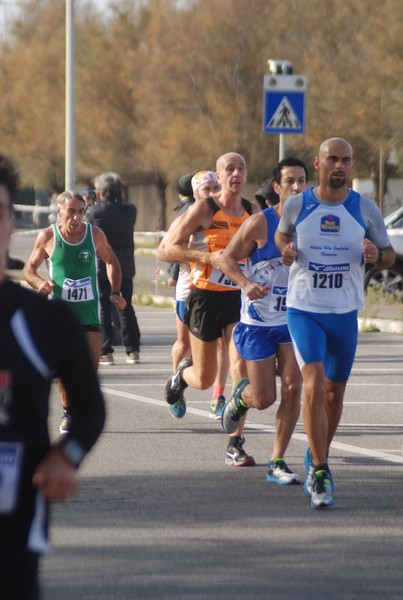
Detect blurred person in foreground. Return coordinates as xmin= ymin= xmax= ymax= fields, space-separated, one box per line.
xmin=275 ymin=137 xmax=395 ymax=509
xmin=0 ymin=154 xmax=105 ymax=599
xmin=85 ymin=172 xmax=141 ymax=365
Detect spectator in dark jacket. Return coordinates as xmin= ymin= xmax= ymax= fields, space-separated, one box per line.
xmin=85 ymin=172 xmax=141 ymax=365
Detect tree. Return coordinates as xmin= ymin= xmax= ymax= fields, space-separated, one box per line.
xmin=0 ymin=0 xmax=66 ymax=189
xmin=0 ymin=0 xmax=401 ymax=222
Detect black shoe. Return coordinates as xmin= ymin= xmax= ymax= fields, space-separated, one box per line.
xmin=165 ymin=357 xmax=192 ymax=405
xmin=221 ymin=378 xmax=250 ymax=433
xmin=225 ymin=436 xmax=255 ymax=467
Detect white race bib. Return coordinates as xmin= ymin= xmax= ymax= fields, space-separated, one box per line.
xmin=270 ymin=284 xmax=288 ymax=312
xmin=0 ymin=442 xmax=24 ymax=514
xmin=61 ymin=277 xmax=94 ymax=302
xmin=208 ymin=262 xmax=245 ymax=289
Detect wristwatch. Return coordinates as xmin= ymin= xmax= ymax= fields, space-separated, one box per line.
xmin=56 ymin=438 xmax=86 ymax=469
xmin=377 ymin=248 xmax=384 ymax=263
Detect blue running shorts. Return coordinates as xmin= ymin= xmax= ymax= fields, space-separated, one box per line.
xmin=233 ymin=322 xmax=291 ymax=361
xmin=287 ymin=307 xmax=358 ymax=382
xmin=175 ymin=299 xmax=186 ymax=323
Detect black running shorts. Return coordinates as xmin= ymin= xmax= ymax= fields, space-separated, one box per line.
xmin=184 ymin=288 xmax=241 ymax=342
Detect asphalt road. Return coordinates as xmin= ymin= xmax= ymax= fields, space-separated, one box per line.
xmin=39 ymin=305 xmax=403 ymax=600
xmin=8 ymin=229 xmax=403 ymax=599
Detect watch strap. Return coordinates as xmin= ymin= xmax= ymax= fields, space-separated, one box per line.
xmin=56 ymin=438 xmax=86 ymax=469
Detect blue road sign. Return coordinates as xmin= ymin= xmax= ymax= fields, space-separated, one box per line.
xmin=263 ymin=75 xmax=306 ymax=135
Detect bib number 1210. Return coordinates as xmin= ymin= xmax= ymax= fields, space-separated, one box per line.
xmin=312 ymin=272 xmax=343 ymax=289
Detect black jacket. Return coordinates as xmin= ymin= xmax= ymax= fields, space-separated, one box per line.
xmin=85 ymin=200 xmax=137 ymax=280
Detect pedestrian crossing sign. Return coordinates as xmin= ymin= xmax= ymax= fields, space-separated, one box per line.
xmin=263 ymin=74 xmax=306 ymax=135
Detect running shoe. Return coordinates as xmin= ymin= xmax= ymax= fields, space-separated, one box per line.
xmin=59 ymin=411 xmax=72 ymax=435
xmin=210 ymin=395 xmax=226 ymax=420
xmin=165 ymin=357 xmax=192 ymax=405
xmin=267 ymin=458 xmax=301 ymax=485
xmin=310 ymin=470 xmax=334 ymax=509
xmin=126 ymin=351 xmax=140 ymax=364
xmin=225 ymin=435 xmax=255 ymax=467
xmin=169 ymin=396 xmax=186 ymax=419
xmin=303 ymin=447 xmax=315 ymax=497
xmin=304 ymin=448 xmax=335 ymax=497
xmin=99 ymin=353 xmax=114 ymax=366
xmin=221 ymin=378 xmax=250 ymax=434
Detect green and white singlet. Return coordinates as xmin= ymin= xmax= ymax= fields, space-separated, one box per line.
xmin=49 ymin=223 xmax=99 ymax=325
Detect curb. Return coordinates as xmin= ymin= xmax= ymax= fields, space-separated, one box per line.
xmin=146 ymin=295 xmax=403 ymax=333
xmin=358 ymin=317 xmax=403 ymax=334
xmin=146 ymin=298 xmax=403 ymax=334
xmin=7 ymin=276 xmax=403 ymax=334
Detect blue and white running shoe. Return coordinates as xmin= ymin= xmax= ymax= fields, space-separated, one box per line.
xmin=310 ymin=470 xmax=334 ymax=509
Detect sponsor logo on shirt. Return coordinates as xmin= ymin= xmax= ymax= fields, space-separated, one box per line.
xmin=320 ymin=214 xmax=340 ymax=233
xmin=272 ymin=286 xmax=287 ymax=295
xmin=79 ymin=249 xmax=92 ymax=263
xmin=308 ymin=262 xmax=350 ymax=272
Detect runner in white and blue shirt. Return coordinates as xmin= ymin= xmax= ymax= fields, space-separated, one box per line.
xmin=234 ymin=206 xmax=291 ymax=360
xmin=275 ymin=137 xmax=395 ymax=509
xmin=279 ymin=184 xmax=392 ymax=378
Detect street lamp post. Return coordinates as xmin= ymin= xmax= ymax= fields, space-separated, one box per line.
xmin=65 ymin=0 xmax=76 ymax=190
xmin=379 ymin=92 xmax=385 ymax=214
xmin=1 ymin=1 xmax=76 ymax=189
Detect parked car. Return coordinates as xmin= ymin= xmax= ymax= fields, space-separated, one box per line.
xmin=364 ymin=206 xmax=403 ymax=295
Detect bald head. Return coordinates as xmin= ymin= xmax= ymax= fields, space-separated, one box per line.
xmin=215 ymin=152 xmax=247 ymax=197
xmin=314 ymin=137 xmax=354 ymax=197
xmin=319 ymin=138 xmax=353 ymax=159
xmin=216 ymin=152 xmax=245 ymax=171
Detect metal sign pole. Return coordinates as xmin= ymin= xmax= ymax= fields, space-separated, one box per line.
xmin=279 ymin=134 xmax=286 ymax=161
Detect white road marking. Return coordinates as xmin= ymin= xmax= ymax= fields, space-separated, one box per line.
xmin=101 ymin=386 xmax=403 ymax=465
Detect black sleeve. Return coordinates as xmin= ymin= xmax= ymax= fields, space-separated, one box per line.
xmin=43 ymin=300 xmax=106 ymax=456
